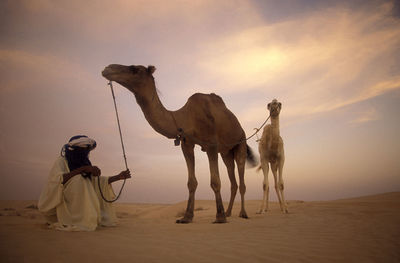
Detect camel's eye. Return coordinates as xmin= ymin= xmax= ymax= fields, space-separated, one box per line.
xmin=129 ymin=66 xmax=139 ymax=74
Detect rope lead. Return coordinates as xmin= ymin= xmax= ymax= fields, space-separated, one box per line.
xmin=98 ymin=81 xmax=128 ymax=203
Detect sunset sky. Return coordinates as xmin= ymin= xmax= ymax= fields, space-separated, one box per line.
xmin=1 ymin=0 xmax=399 ymax=204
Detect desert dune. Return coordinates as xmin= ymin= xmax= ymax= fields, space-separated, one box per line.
xmin=1 ymin=192 xmax=399 ymax=262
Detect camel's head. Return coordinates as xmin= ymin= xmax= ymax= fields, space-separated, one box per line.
xmin=102 ymin=64 xmax=156 ymax=94
xmin=267 ymin=99 xmax=282 ymax=117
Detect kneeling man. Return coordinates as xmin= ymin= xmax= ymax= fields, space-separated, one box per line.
xmin=38 ymin=135 xmax=131 ymax=231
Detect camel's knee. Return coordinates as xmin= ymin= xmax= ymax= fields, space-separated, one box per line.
xmin=278 ymin=181 xmax=284 ymax=191
xmin=211 ymin=183 xmax=220 ymax=193
xmin=239 ymin=184 xmax=246 ymax=194
xmin=210 ymin=180 xmax=221 ymax=193
xmin=187 ymin=178 xmax=198 ymax=193
xmin=275 ymin=183 xmax=284 ymax=191
xmin=231 ymin=182 xmax=238 ymax=193
xmin=263 ymin=183 xmax=269 ymax=191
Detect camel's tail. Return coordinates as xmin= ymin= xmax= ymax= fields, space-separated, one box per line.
xmin=246 ymin=144 xmax=258 ymax=168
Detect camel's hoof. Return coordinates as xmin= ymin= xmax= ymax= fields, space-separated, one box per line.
xmin=239 ymin=211 xmax=249 ymax=219
xmin=256 ymin=210 xmax=266 ymax=214
xmin=213 ymin=217 xmax=227 ymax=224
xmin=176 ymin=217 xmax=192 ymax=224
xmin=280 ymin=207 xmax=289 ymax=214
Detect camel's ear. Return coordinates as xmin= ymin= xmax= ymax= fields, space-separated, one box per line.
xmin=267 ymin=103 xmax=271 ymax=110
xmin=147 ymin=65 xmax=156 ymax=74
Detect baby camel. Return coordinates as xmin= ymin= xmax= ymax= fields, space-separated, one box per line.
xmin=257 ymin=99 xmax=288 ymax=214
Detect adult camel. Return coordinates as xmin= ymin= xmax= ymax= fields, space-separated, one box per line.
xmin=102 ymin=64 xmax=257 ymax=223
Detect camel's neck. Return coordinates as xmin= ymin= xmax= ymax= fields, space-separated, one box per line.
xmin=270 ymin=115 xmax=280 ymax=138
xmin=134 ymin=82 xmax=178 ymax=139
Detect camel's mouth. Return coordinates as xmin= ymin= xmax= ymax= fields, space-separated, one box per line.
xmin=270 ymin=108 xmax=280 ymax=116
xmin=102 ymin=64 xmax=129 ymax=81
xmin=101 ymin=66 xmax=116 ymax=81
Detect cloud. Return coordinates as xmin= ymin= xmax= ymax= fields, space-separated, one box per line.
xmin=349 ymin=107 xmax=379 ymax=124
xmin=0 ymin=49 xmax=95 ymax=92
xmin=197 ymin=2 xmax=400 ymax=124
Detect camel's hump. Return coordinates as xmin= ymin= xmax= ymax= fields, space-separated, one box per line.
xmin=189 ymin=92 xmax=225 ymax=104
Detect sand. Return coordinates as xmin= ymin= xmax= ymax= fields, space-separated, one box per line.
xmin=1 ymin=192 xmax=399 ymax=262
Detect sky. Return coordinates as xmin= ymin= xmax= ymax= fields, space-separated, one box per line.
xmin=1 ymin=0 xmax=399 ymax=204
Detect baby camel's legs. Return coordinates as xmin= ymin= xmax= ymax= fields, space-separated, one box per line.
xmin=278 ymin=160 xmax=288 ymax=213
xmin=271 ymin=162 xmax=284 ymax=212
xmin=271 ymin=162 xmax=288 ymax=213
xmin=257 ymin=162 xmax=270 ymax=214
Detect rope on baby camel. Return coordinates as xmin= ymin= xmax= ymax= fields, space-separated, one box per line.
xmin=97 ymin=81 xmax=128 ymax=203
xmin=245 ymin=115 xmax=270 ymax=142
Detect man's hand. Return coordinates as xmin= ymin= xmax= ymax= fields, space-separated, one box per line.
xmin=117 ymin=169 xmax=131 ymax=180
xmin=63 ymin=165 xmax=101 ymax=184
xmin=77 ymin=165 xmax=101 ymax=176
xmin=91 ymin=166 xmax=101 ymax=177
xmin=108 ymin=169 xmax=131 ymax=184
xmin=81 ymin=165 xmax=101 ymax=177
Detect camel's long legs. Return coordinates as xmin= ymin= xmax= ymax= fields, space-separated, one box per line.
xmin=176 ymin=141 xmax=197 ymax=223
xmin=278 ymin=160 xmax=288 ymax=213
xmin=257 ymin=162 xmax=270 ymax=214
xmin=235 ymin=143 xmax=248 ymax=219
xmin=221 ymin=150 xmax=237 ymax=217
xmin=207 ymin=148 xmax=226 ymax=223
xmin=271 ymin=162 xmax=285 ymax=212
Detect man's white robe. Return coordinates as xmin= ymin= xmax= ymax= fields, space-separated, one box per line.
xmin=38 ymin=157 xmax=118 ymax=231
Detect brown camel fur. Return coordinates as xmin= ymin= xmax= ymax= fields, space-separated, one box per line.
xmin=102 ymin=64 xmax=257 ymax=223
xmin=257 ymin=99 xmax=288 ymax=214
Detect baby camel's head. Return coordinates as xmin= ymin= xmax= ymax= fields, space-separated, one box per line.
xmin=268 ymin=99 xmax=282 ymax=117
